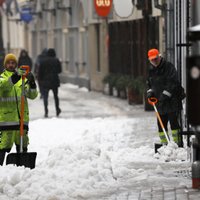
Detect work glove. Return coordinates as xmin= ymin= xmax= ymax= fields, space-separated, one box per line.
xmin=147 ymin=90 xmax=155 ymax=99
xmin=26 ymin=72 xmax=36 ymax=89
xmin=17 ymin=67 xmax=27 ymax=76
xmin=11 ymin=72 xmax=21 ymax=84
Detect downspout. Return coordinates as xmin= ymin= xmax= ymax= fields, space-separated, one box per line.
xmin=0 ymin=14 xmax=4 ymax=73
xmin=154 ymin=0 xmax=174 ymax=64
xmin=0 ymin=15 xmax=3 ymax=52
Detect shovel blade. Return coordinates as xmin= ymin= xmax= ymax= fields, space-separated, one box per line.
xmin=154 ymin=143 xmax=163 ymax=153
xmin=6 ymin=152 xmax=37 ymax=169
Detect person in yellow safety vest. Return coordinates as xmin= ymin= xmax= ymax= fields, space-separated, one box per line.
xmin=0 ymin=53 xmax=38 ymax=165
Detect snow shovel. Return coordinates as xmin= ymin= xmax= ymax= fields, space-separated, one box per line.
xmin=148 ymin=97 xmax=170 ymax=152
xmin=6 ymin=65 xmax=37 ymax=169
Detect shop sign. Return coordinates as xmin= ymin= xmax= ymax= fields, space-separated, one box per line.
xmin=94 ymin=0 xmax=113 ymax=17
xmin=20 ymin=7 xmax=33 ymax=23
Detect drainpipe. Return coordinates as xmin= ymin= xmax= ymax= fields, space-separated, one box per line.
xmin=0 ymin=14 xmax=4 ymax=73
xmin=154 ymin=0 xmax=174 ymax=64
xmin=6 ymin=15 xmax=10 ymax=53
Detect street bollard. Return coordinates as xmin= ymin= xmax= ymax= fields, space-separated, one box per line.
xmin=191 ymin=136 xmax=200 ymax=162
xmin=192 ymin=137 xmax=198 ymax=162
xmin=192 ymin=161 xmax=200 ymax=189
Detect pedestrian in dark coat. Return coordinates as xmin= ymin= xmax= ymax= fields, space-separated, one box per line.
xmin=146 ymin=48 xmax=184 ymax=146
xmin=34 ymin=48 xmax=47 ymax=77
xmin=38 ymin=48 xmax=62 ymax=117
xmin=34 ymin=48 xmax=48 ymax=98
xmin=18 ymin=49 xmax=33 ymax=70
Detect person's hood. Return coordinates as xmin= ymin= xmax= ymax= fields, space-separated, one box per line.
xmin=41 ymin=48 xmax=48 ymax=56
xmin=47 ymin=48 xmax=56 ymax=57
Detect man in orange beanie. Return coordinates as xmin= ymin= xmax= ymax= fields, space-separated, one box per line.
xmin=146 ymin=48 xmax=185 ymax=148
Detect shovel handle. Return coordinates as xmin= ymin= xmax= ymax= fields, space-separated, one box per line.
xmin=148 ymin=97 xmax=158 ymax=106
xmin=19 ymin=67 xmax=29 ymax=152
xmin=148 ymin=97 xmax=170 ymax=143
xmin=20 ymin=95 xmax=25 ymax=137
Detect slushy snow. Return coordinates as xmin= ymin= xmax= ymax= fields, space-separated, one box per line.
xmin=0 ymin=83 xmax=191 ymax=200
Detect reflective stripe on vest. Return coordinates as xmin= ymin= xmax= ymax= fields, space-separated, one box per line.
xmin=0 ymin=121 xmax=28 ymax=126
xmin=0 ymin=121 xmax=29 ymax=131
xmin=0 ymin=97 xmax=20 ymax=102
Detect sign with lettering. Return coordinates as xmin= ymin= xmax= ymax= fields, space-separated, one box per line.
xmin=94 ymin=0 xmax=113 ymax=17
xmin=20 ymin=7 xmax=33 ymax=23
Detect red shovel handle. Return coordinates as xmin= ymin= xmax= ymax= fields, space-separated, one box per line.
xmin=20 ymin=65 xmax=30 ymax=79
xmin=148 ymin=97 xmax=158 ymax=106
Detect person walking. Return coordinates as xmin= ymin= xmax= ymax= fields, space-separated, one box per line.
xmin=0 ymin=53 xmax=38 ymax=165
xmin=34 ymin=48 xmax=47 ymax=98
xmin=18 ymin=49 xmax=33 ymax=71
xmin=146 ymin=48 xmax=185 ymax=147
xmin=38 ymin=48 xmax=62 ymax=118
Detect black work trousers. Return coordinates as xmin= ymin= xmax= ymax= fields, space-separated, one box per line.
xmin=157 ymin=112 xmax=180 ymax=132
xmin=43 ymin=87 xmax=60 ymax=115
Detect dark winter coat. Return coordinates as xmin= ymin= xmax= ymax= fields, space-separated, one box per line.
xmin=18 ymin=50 xmax=33 ymax=70
xmin=34 ymin=48 xmax=47 ymax=77
xmin=147 ymin=58 xmax=182 ymax=114
xmin=38 ymin=49 xmax=62 ymax=89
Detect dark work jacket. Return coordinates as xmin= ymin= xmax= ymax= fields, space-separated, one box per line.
xmin=147 ymin=58 xmax=182 ymax=114
xmin=38 ymin=56 xmax=62 ymax=89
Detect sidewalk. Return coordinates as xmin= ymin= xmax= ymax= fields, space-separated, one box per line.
xmin=140 ymin=186 xmax=200 ymax=200
xmin=101 ymin=186 xmax=200 ymax=200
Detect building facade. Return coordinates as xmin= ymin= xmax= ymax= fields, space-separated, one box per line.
xmin=1 ymin=0 xmax=190 ymax=93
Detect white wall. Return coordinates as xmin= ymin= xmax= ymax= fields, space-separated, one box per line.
xmin=2 ymin=10 xmax=25 ymax=55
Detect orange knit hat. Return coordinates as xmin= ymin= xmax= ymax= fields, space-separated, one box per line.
xmin=148 ymin=49 xmax=159 ymax=60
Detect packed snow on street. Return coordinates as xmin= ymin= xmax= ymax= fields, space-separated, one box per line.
xmin=0 ymin=83 xmax=192 ymax=200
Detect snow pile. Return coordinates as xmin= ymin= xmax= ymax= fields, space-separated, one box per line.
xmin=154 ymin=142 xmax=188 ymax=162
xmin=0 ymin=83 xmax=192 ymax=199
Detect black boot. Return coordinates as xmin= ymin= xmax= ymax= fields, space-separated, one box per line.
xmin=44 ymin=108 xmax=48 ymax=118
xmin=56 ymin=108 xmax=61 ymax=116
xmin=0 ymin=150 xmax=6 ymax=165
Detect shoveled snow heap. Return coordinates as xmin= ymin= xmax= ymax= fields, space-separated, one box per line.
xmin=154 ymin=142 xmax=188 ymax=162
xmin=0 ymin=83 xmax=192 ymax=199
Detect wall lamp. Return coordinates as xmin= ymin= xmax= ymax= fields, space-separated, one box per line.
xmin=41 ymin=3 xmax=56 ymax=15
xmin=31 ymin=11 xmax=42 ymax=18
xmin=8 ymin=18 xmax=21 ymax=23
xmin=55 ymin=0 xmax=72 ymax=15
